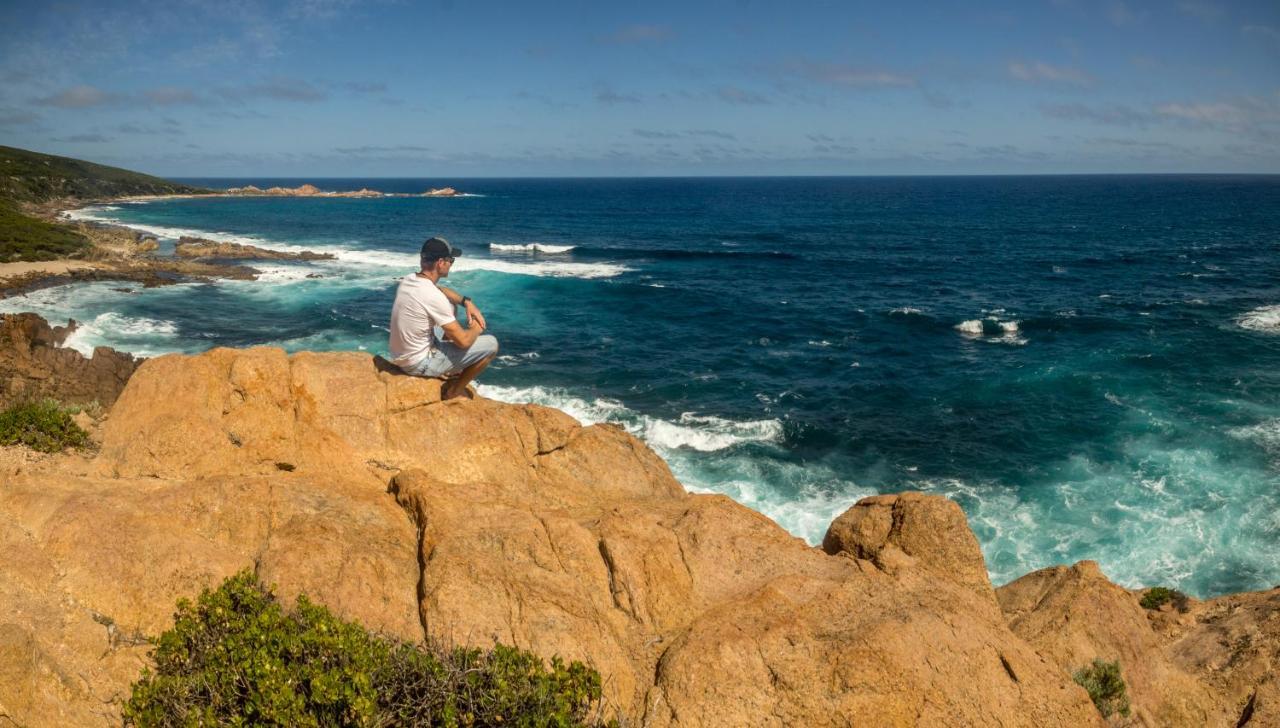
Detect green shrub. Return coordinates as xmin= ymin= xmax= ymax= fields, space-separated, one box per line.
xmin=0 ymin=199 xmax=90 ymax=262
xmin=1073 ymin=658 xmax=1130 ymax=718
xmin=0 ymin=399 xmax=90 ymax=452
xmin=1140 ymin=586 xmax=1189 ymax=612
xmin=124 ymin=570 xmax=608 ymax=727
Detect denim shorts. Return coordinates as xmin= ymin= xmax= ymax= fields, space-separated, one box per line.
xmin=401 ymin=331 xmax=499 ymax=378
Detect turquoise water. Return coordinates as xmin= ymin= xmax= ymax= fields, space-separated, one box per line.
xmin=8 ymin=176 xmax=1280 ymax=596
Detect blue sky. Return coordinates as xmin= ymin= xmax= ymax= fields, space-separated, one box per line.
xmin=1 ymin=0 xmax=1278 ymax=176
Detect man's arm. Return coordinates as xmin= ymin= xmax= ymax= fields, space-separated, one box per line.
xmin=438 ymin=285 xmax=486 ymax=330
xmin=440 ymin=320 xmax=483 ymax=349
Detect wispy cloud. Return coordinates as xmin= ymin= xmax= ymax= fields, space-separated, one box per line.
xmin=1044 ymin=95 xmax=1280 ymax=141
xmin=51 ymin=133 xmax=111 ymax=143
xmin=1242 ymin=24 xmax=1280 ymax=44
xmin=32 ymin=85 xmax=123 ymax=108
xmin=717 ymin=86 xmax=769 ymax=105
xmin=633 ymin=129 xmax=681 ymax=139
xmin=687 ymin=129 xmax=736 ymax=140
xmin=217 ymin=77 xmax=327 ymax=103
xmin=1107 ymin=2 xmax=1145 ymax=26
xmin=596 ymin=88 xmax=641 ymax=105
xmin=603 ymin=24 xmax=673 ymax=44
xmin=0 ymin=109 xmax=40 ymax=127
xmin=117 ymin=121 xmax=183 ymax=136
xmin=1176 ymin=1 xmax=1223 ymax=21
xmin=1008 ymin=60 xmax=1093 ymax=86
xmin=334 ymin=144 xmax=432 ymax=154
xmin=143 ymin=87 xmax=202 ymax=106
xmin=791 ymin=62 xmax=916 ymax=88
xmin=1043 ymin=102 xmax=1153 ymax=126
xmin=633 ymin=128 xmax=738 ymax=141
xmin=343 ymin=81 xmax=387 ymax=94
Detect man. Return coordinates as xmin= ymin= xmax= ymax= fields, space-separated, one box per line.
xmin=388 ymin=237 xmax=498 ymax=400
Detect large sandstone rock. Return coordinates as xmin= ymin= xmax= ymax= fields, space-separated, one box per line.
xmin=0 ymin=313 xmax=140 ymax=408
xmin=823 ymin=491 xmax=996 ymax=604
xmin=25 ymin=346 xmax=1280 ymax=726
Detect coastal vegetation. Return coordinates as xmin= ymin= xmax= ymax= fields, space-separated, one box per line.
xmin=1140 ymin=586 xmax=1190 ymax=612
xmin=0 ymin=144 xmax=208 ymax=203
xmin=1072 ymin=659 xmax=1131 ymax=719
xmin=124 ymin=571 xmax=608 ymax=727
xmin=0 ymin=398 xmax=90 ymax=452
xmin=0 ymin=199 xmax=90 ymax=261
xmin=0 ymin=144 xmax=207 ymax=264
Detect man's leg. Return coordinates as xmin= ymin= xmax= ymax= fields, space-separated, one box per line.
xmin=442 ymin=334 xmax=499 ymax=400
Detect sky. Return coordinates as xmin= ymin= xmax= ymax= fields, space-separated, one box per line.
xmin=1 ymin=0 xmax=1278 ymax=177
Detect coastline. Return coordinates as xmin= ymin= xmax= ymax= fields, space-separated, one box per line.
xmin=2 ymin=184 xmax=472 ymax=296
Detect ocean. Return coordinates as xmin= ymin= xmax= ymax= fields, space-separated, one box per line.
xmin=8 ymin=175 xmax=1279 ymax=597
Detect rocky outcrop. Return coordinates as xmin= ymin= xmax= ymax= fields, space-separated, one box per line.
xmin=224 ymin=184 xmax=385 ymax=198
xmin=1 ymin=346 xmax=1109 ymax=727
xmin=0 ymin=345 xmax=1275 ymax=726
xmin=823 ymin=491 xmax=996 ymax=603
xmin=174 ymin=237 xmax=334 ymax=261
xmin=998 ymin=561 xmax=1279 ymax=726
xmin=219 ymin=184 xmax=465 ymax=198
xmin=0 ymin=313 xmax=140 ymax=408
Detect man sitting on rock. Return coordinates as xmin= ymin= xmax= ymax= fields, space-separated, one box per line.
xmin=388 ymin=237 xmax=498 ymax=400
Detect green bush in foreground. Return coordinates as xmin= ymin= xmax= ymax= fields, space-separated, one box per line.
xmin=1073 ymin=658 xmax=1130 ymax=719
xmin=1140 ymin=586 xmax=1189 ymax=612
xmin=124 ymin=570 xmax=607 ymax=727
xmin=0 ymin=399 xmax=90 ymax=452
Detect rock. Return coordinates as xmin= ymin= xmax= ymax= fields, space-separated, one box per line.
xmin=823 ymin=491 xmax=996 ymax=604
xmin=998 ymin=561 xmax=1224 ymax=726
xmin=1164 ymin=588 xmax=1280 ymax=728
xmin=174 ymin=237 xmax=335 ymax=261
xmin=423 ymin=187 xmax=458 ymax=197
xmin=7 ymin=345 xmax=1274 ymax=726
xmin=0 ymin=313 xmax=141 ymax=409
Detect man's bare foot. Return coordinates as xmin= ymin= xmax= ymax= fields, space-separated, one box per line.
xmin=441 ymin=380 xmax=473 ymax=401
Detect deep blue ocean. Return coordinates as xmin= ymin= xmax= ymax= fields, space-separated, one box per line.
xmin=9 ymin=176 xmax=1280 ymax=597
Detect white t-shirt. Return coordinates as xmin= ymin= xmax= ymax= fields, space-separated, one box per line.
xmin=388 ymin=274 xmax=456 ymax=368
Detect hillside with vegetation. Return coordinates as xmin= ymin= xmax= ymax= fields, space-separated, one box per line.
xmin=0 ymin=145 xmax=208 ymax=203
xmin=0 ymin=146 xmax=209 ymax=263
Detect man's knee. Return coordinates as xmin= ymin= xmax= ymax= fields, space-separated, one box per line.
xmin=475 ymin=333 xmax=499 ymax=359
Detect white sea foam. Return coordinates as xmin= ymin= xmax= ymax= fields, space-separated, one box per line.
xmin=889 ymin=306 xmax=924 ymax=315
xmin=490 ymin=243 xmax=577 ymax=254
xmin=63 ymin=207 xmax=631 ymax=282
xmin=1238 ymin=305 xmax=1280 ymax=333
xmin=477 ymin=384 xmax=782 ymax=453
xmin=955 ymin=316 xmax=1025 ymax=344
xmin=62 ymin=312 xmax=181 ymax=357
xmin=1229 ymin=419 xmax=1280 ymax=460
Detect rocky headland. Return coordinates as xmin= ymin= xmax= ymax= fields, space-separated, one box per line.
xmin=0 ymin=319 xmax=1275 ymax=726
xmin=174 ymin=236 xmax=335 ymax=261
xmin=222 ymin=183 xmax=464 ymax=198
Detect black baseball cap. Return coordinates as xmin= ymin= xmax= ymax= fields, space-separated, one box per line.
xmin=420 ymin=236 xmax=462 ymax=266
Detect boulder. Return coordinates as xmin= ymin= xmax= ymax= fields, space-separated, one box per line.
xmin=823 ymin=491 xmax=996 ymax=604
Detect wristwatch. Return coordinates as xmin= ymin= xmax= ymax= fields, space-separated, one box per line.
xmin=460 ymin=295 xmax=471 ymax=306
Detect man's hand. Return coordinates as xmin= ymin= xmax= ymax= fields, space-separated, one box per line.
xmin=465 ymin=301 xmax=487 ymax=331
